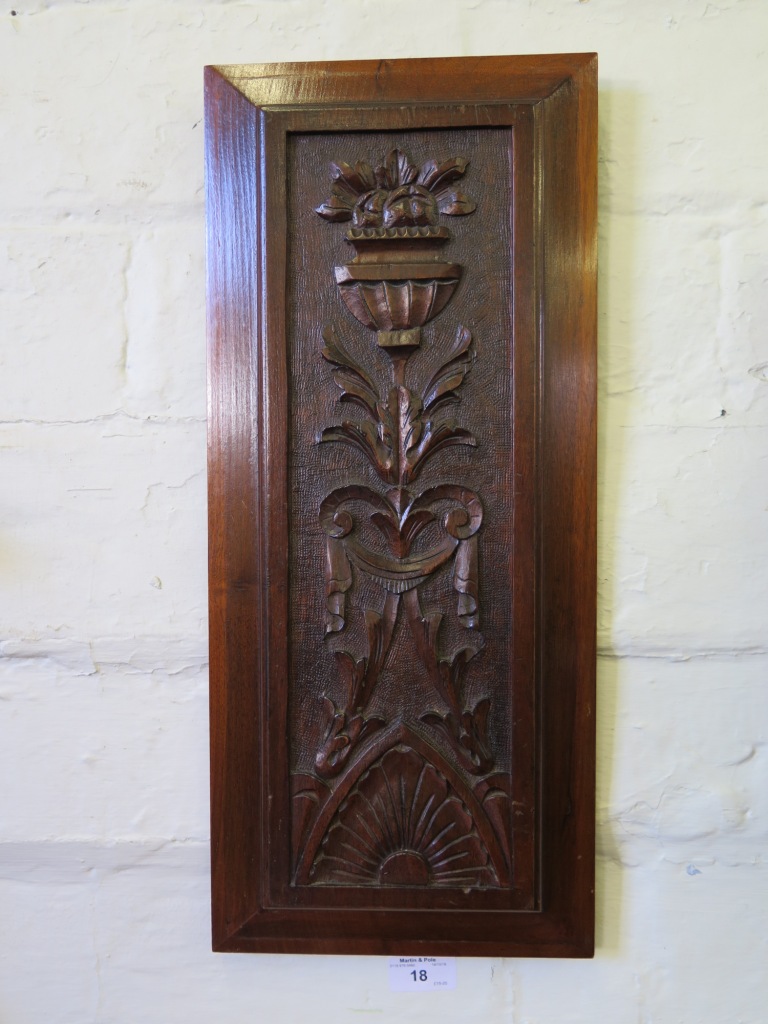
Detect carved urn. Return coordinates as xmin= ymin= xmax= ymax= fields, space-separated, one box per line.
xmin=315 ymin=149 xmax=476 ymax=348
xmin=334 ymin=226 xmax=461 ymax=349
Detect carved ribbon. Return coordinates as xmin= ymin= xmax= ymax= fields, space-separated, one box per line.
xmin=320 ymin=484 xmax=482 ymax=635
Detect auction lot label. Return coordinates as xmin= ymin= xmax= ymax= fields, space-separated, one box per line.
xmin=388 ymin=957 xmax=457 ymax=992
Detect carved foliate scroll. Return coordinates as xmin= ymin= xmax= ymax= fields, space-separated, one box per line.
xmin=291 ymin=147 xmax=511 ymax=888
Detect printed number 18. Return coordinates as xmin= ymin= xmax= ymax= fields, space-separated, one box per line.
xmin=410 ymin=970 xmax=428 ymax=982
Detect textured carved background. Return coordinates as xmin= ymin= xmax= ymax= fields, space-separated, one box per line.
xmin=286 ymin=129 xmax=517 ymax=891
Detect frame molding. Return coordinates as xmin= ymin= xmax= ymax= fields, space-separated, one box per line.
xmin=206 ymin=54 xmax=597 ymax=957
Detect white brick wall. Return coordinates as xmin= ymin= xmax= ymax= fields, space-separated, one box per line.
xmin=1 ymin=2 xmax=766 ymax=1021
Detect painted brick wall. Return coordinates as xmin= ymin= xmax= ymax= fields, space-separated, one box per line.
xmin=1 ymin=2 xmax=766 ymax=1021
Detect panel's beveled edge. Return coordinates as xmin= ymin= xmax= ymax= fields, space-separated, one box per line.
xmin=534 ymin=48 xmax=598 ymax=956
xmin=213 ymin=915 xmax=596 ymax=959
xmin=205 ymin=63 xmax=267 ymax=949
xmin=205 ymin=53 xmax=598 ymax=107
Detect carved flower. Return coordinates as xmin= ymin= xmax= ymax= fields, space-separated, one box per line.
xmin=315 ymin=149 xmax=476 ymax=228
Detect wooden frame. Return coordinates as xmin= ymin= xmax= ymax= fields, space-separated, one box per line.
xmin=206 ymin=54 xmax=597 ymax=957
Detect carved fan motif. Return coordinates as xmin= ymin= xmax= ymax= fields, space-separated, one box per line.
xmin=309 ymin=747 xmax=498 ymax=888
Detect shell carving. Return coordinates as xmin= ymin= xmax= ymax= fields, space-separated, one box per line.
xmin=309 ymin=747 xmax=498 ymax=888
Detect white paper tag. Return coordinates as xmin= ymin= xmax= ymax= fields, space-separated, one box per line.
xmin=388 ymin=956 xmax=456 ymax=991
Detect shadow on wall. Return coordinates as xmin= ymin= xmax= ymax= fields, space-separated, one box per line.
xmin=595 ymin=84 xmax=639 ymax=957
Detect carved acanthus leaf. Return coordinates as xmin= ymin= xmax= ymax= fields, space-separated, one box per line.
xmin=416 ymin=157 xmax=476 ymax=216
xmin=384 ymin=148 xmax=418 ymax=189
xmin=370 ymin=506 xmax=436 ymax=559
xmin=320 ymin=420 xmax=395 ymax=482
xmin=436 ymin=191 xmax=476 ymax=216
xmin=314 ymin=194 xmax=356 ymax=222
xmin=405 ymin=417 xmax=477 ymax=481
xmin=321 ymin=325 xmax=380 ymax=418
xmin=330 ymin=159 xmax=375 ymax=195
xmin=334 ymin=608 xmax=394 ymax=713
xmin=422 ymin=696 xmax=494 ymax=776
xmin=386 ymin=384 xmax=422 ymax=480
xmin=315 ymin=698 xmax=385 ymax=778
xmin=422 ymin=327 xmax=475 ymax=412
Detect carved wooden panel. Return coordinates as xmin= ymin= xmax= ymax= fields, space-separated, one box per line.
xmin=206 ymin=55 xmax=597 ymax=956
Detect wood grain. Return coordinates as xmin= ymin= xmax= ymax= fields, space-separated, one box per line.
xmin=206 ymin=53 xmax=597 ymax=957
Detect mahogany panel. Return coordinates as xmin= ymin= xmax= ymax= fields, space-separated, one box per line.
xmin=206 ymin=54 xmax=597 ymax=956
